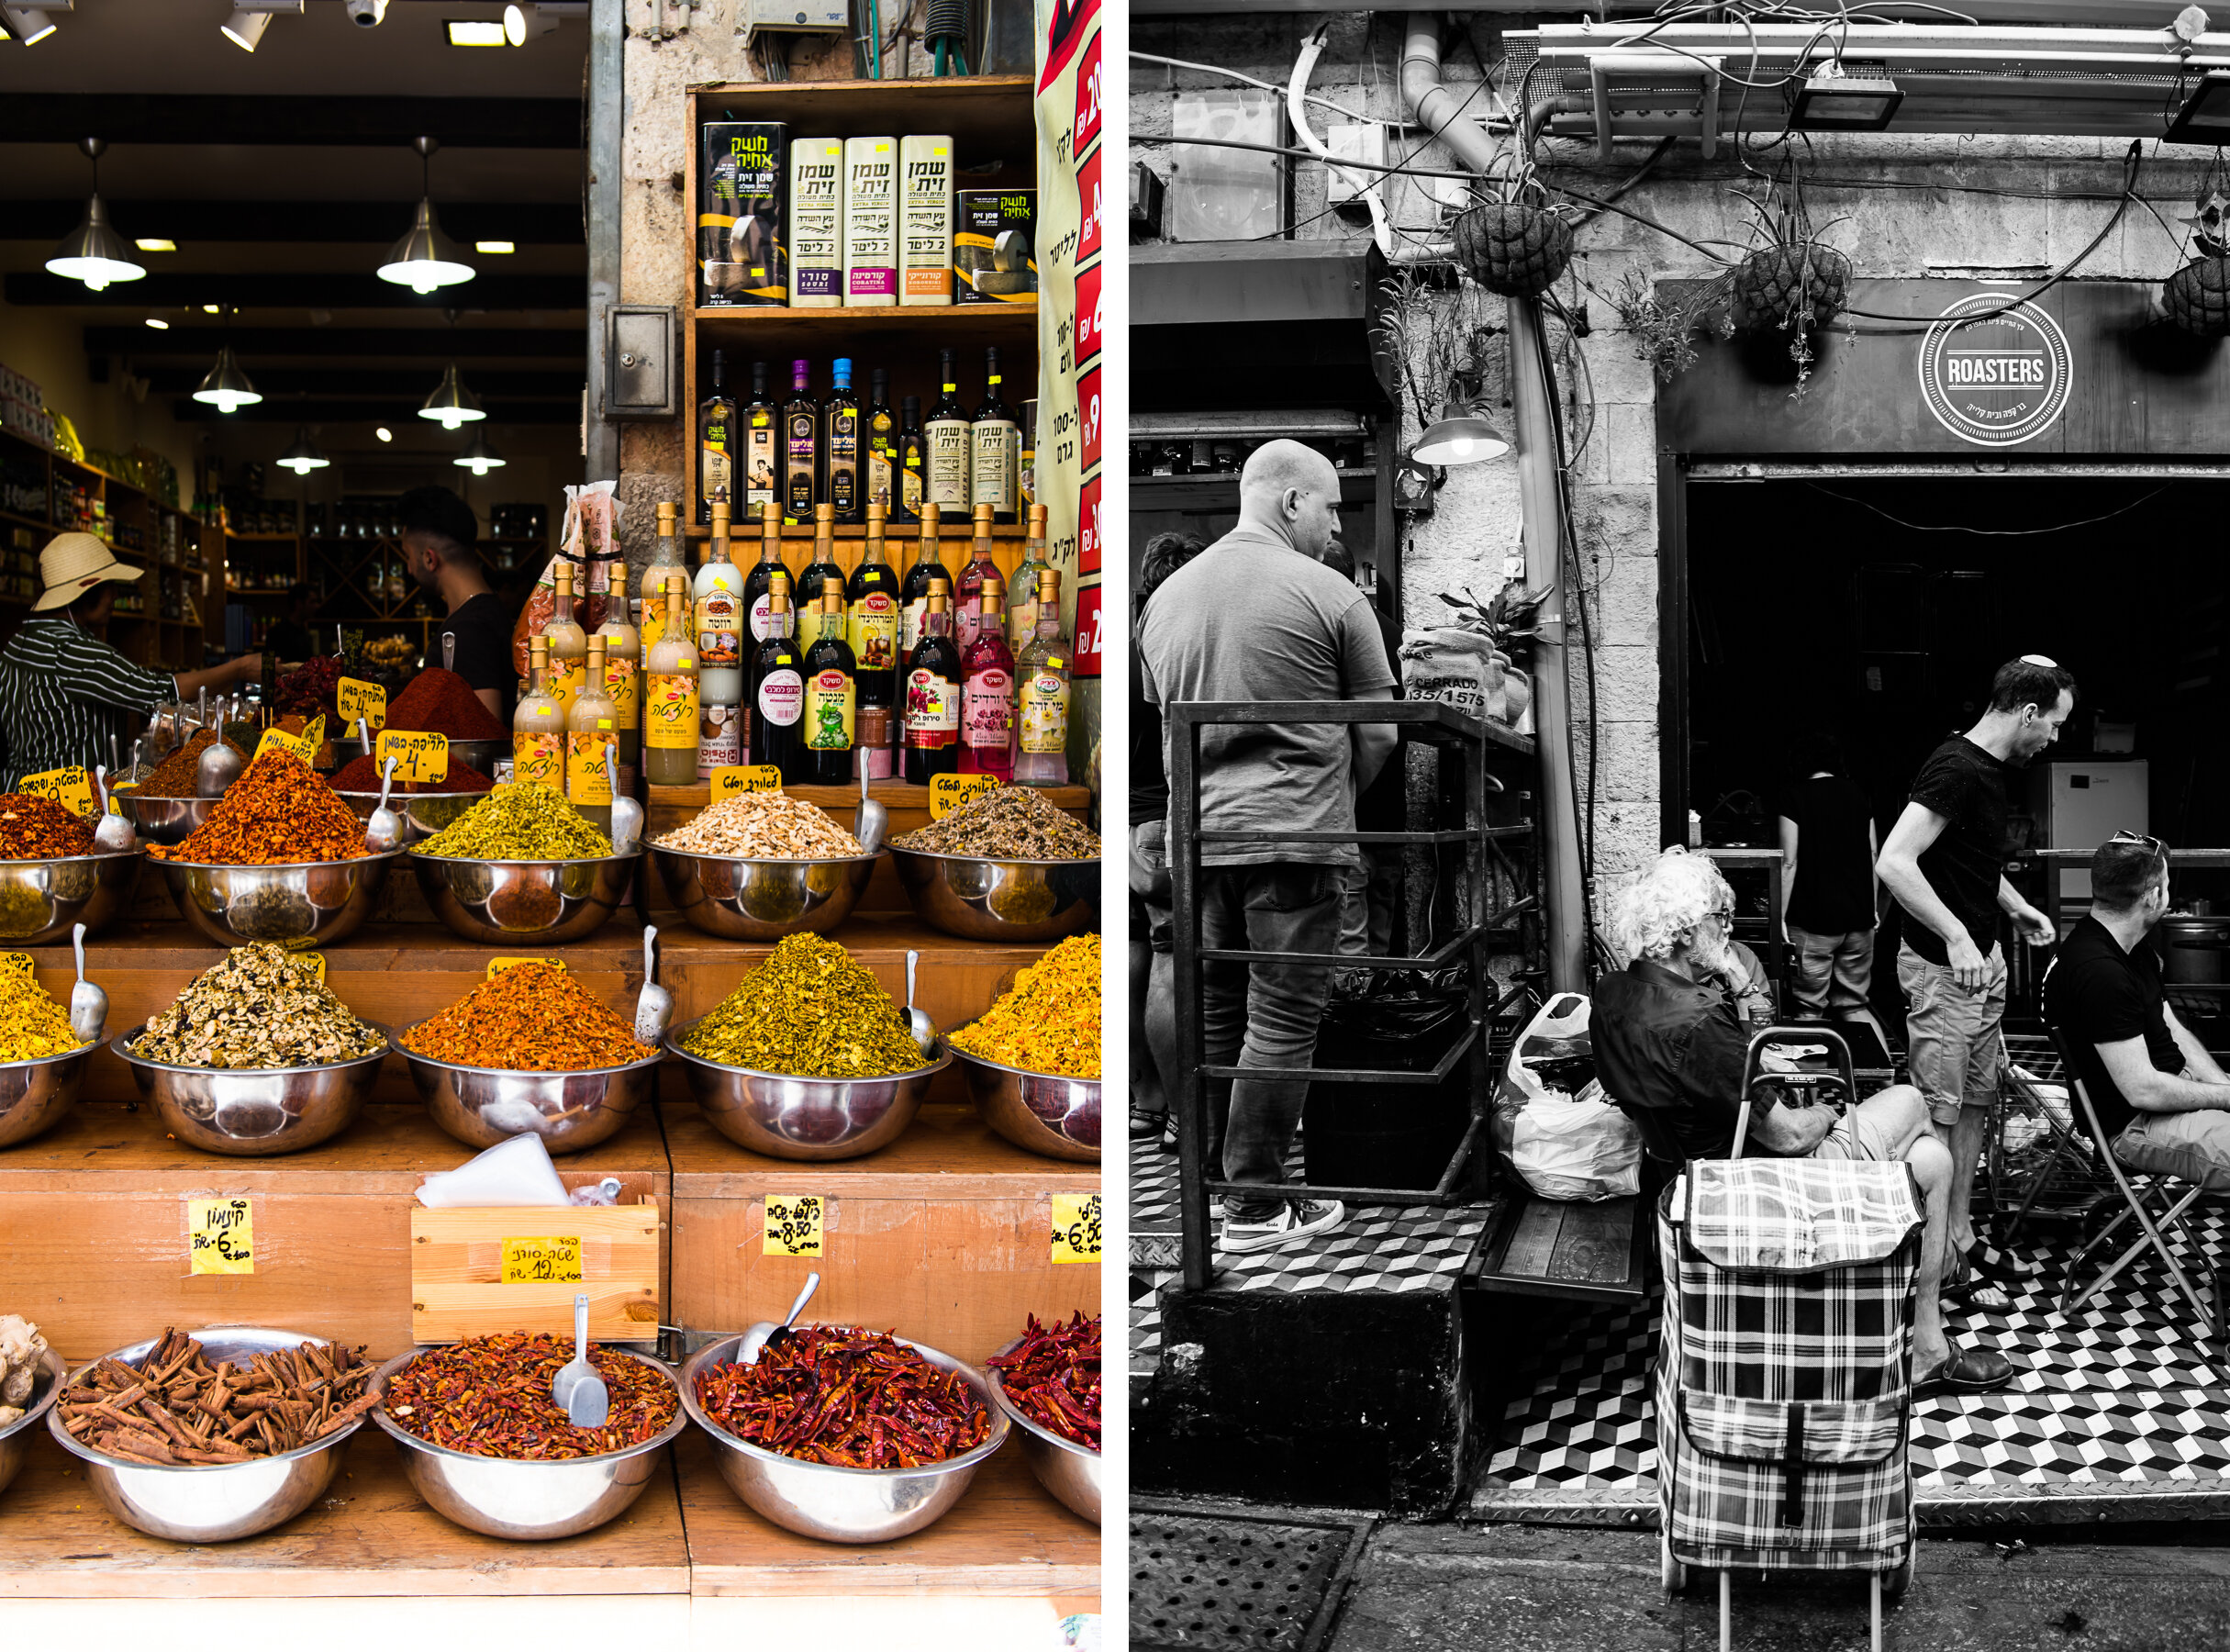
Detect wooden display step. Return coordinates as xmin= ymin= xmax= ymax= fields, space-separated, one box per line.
xmin=673 ymin=1430 xmax=1098 ymax=1599
xmin=0 ymin=1428 xmax=690 ymax=1599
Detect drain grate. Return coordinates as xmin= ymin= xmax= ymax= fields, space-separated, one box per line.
xmin=1130 ymin=1509 xmax=1368 ymax=1652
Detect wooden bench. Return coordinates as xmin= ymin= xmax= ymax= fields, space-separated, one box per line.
xmin=1468 ymin=1189 xmax=1650 ymax=1302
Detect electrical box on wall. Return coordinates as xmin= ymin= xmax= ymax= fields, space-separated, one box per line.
xmin=1130 ymin=162 xmax=1166 ymax=238
xmin=738 ymin=0 xmax=845 ymax=41
xmin=1323 ymin=123 xmax=1388 ymax=207
xmin=606 ymin=305 xmax=677 ymax=420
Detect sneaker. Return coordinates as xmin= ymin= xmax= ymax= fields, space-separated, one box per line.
xmin=1219 ymin=1199 xmax=1344 ymax=1255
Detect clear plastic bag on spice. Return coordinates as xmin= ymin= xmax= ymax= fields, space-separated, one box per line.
xmin=511 ymin=480 xmax=625 ymax=680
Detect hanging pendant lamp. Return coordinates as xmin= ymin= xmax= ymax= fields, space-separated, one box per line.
xmin=419 ymin=363 xmax=485 ymax=430
xmin=192 ymin=344 xmax=262 ymax=414
xmin=453 ymin=431 xmax=506 ymax=474
xmin=377 ymin=137 xmax=474 ymax=295
xmin=277 ymin=426 xmax=329 ymax=474
xmin=1411 ymin=385 xmax=1511 ymax=467
xmin=46 ymin=138 xmax=145 ymax=292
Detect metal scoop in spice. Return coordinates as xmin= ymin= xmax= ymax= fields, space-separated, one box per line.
xmin=903 ymin=948 xmax=935 ymax=1057
xmin=363 ymin=754 xmax=404 ymax=853
xmin=607 ymin=744 xmax=642 ymax=855
xmin=735 ymin=1271 xmax=821 ymax=1366
xmin=634 ymin=925 xmax=674 ymax=1045
xmin=853 ymin=765 xmax=888 ymax=855
xmin=195 ymin=730 xmax=243 ymax=798
xmin=68 ymin=922 xmax=105 ymax=1044
xmin=551 ymin=1292 xmax=610 ymax=1428
xmin=91 ymin=766 xmax=134 ymax=853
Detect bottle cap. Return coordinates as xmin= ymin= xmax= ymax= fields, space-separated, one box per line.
xmin=833 ymin=357 xmax=853 ymax=384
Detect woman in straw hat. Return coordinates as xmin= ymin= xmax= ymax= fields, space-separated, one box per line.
xmin=0 ymin=532 xmax=262 ymax=787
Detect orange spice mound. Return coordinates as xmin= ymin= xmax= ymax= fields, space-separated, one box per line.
xmin=401 ymin=961 xmax=654 ymax=1071
xmin=144 ymin=750 xmax=370 ymax=865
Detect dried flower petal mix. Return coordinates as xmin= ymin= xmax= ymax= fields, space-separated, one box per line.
xmin=417 ymin=786 xmax=613 ymax=861
xmin=133 ymin=944 xmax=384 ymax=1069
xmin=680 ymin=933 xmax=926 ymax=1077
xmin=893 ymin=787 xmax=1099 ymax=859
xmin=144 ymin=750 xmax=370 ymax=865
xmin=402 ymin=960 xmax=652 ymax=1071
xmin=655 ymin=792 xmax=864 ymax=859
xmin=694 ymin=1325 xmax=992 ymax=1468
xmin=951 ymin=934 xmax=1101 ymax=1077
xmin=0 ymin=966 xmax=87 ymax=1062
xmin=382 ymin=1333 xmax=678 ymax=1459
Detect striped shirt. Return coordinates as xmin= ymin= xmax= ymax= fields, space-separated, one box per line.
xmin=0 ymin=619 xmax=175 ymax=787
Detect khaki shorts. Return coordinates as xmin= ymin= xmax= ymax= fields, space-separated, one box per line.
xmin=1897 ymin=941 xmax=2008 ymax=1128
xmin=1809 ymin=1105 xmax=1899 ymax=1164
xmin=2114 ymin=1107 xmax=2230 ymax=1194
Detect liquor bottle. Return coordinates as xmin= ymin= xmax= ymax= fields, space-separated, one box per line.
xmin=641 ymin=575 xmax=700 ymax=786
xmin=742 ymin=498 xmax=795 ymax=644
xmin=566 ymin=635 xmax=619 ymax=832
xmin=954 ymin=502 xmax=1000 ymax=653
xmin=898 ymin=502 xmax=950 ymax=661
xmin=801 ymin=588 xmax=857 ymax=786
xmin=782 ymin=358 xmax=820 ymax=523
xmin=847 ymin=501 xmax=900 ymax=779
xmin=741 ymin=359 xmax=778 ymax=518
xmin=695 ymin=500 xmax=745 ymax=709
xmin=866 ymin=367 xmax=898 ymax=515
xmin=970 ymin=345 xmax=1020 ymax=525
xmin=1006 ymin=501 xmax=1050 ymax=653
xmin=825 ymin=356 xmax=863 ymax=525
xmin=797 ymin=502 xmax=847 ymax=651
xmin=595 ymin=561 xmax=641 ymax=769
xmin=894 ymin=395 xmax=927 ymax=525
xmin=923 ymin=349 xmax=971 ymax=515
xmin=959 ymin=575 xmax=1016 ymax=780
xmin=514 ymin=636 xmax=565 ymax=791
xmin=1014 ymin=567 xmax=1071 ymax=787
xmin=749 ymin=572 xmax=806 ymax=779
xmin=697 ymin=348 xmax=734 ymax=527
xmin=544 ymin=560 xmax=588 ymax=718
xmin=641 ymin=501 xmax=686 ymax=654
xmin=902 ymin=578 xmax=961 ymax=785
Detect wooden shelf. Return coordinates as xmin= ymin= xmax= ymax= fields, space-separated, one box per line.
xmin=693 ymin=303 xmax=1036 ymax=361
xmin=692 ymin=73 xmax=1037 ymax=154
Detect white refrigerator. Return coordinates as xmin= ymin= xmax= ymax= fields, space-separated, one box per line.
xmin=2027 ymin=759 xmax=2147 ymax=916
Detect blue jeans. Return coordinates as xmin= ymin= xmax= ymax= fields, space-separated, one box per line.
xmin=1198 ymin=862 xmax=1343 ymax=1221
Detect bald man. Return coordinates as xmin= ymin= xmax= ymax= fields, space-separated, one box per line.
xmin=1137 ymin=440 xmax=1397 ymax=1254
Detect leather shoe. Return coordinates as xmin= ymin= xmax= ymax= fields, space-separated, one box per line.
xmin=1914 ymin=1346 xmax=2016 ymax=1400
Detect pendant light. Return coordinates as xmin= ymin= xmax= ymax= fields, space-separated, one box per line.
xmin=377 ymin=137 xmax=474 ymax=295
xmin=1411 ymin=386 xmax=1511 ymax=467
xmin=277 ymin=427 xmax=329 ymax=474
xmin=46 ymin=138 xmax=145 ymax=292
xmin=419 ymin=363 xmax=485 ymax=430
xmin=453 ymin=431 xmax=506 ymax=474
xmin=192 ymin=345 xmax=262 ymax=413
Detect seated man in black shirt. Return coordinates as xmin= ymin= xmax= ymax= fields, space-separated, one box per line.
xmin=1592 ymin=847 xmax=2016 ymax=1394
xmin=2045 ymin=832 xmax=2230 ymax=1189
xmin=399 ymin=485 xmax=512 ymax=723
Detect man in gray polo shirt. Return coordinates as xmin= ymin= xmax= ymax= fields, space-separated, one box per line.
xmin=1137 ymin=441 xmax=1397 ymax=1253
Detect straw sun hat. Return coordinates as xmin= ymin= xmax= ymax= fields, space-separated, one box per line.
xmin=33 ymin=531 xmax=143 ymax=612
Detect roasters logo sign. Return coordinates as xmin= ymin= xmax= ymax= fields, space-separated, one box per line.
xmin=1917 ymin=293 xmax=2072 ymax=447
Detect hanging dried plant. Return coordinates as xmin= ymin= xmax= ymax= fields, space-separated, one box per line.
xmin=2163 ymin=152 xmax=2230 ymax=338
xmin=1727 ymin=158 xmax=1851 ymax=394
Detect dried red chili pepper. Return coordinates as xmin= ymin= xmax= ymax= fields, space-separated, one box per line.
xmin=0 ymin=794 xmax=94 ymax=859
xmin=694 ymin=1325 xmax=992 ymax=1469
xmin=145 ymin=749 xmax=370 ymax=865
xmin=381 ymin=1332 xmax=678 ymax=1459
xmin=986 ymin=1312 xmax=1100 ymax=1450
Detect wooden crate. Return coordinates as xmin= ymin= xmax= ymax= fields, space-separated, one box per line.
xmin=410 ymin=1198 xmax=663 ymax=1345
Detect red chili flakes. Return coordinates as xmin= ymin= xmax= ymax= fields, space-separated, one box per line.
xmin=694 ymin=1325 xmax=992 ymax=1469
xmin=381 ymin=1332 xmax=678 ymax=1459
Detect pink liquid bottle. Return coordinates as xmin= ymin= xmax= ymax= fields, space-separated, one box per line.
xmin=958 ymin=574 xmax=1016 ymax=778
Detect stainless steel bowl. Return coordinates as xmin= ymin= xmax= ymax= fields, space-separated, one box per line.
xmin=679 ymin=1330 xmax=1008 ymax=1544
xmin=649 ymin=847 xmax=878 ymax=941
xmin=663 ymin=1016 xmax=950 ymax=1161
xmin=951 ymin=1035 xmax=1102 ymax=1163
xmin=151 ymin=850 xmax=405 ymax=950
xmin=113 ymin=1022 xmax=392 ymax=1156
xmin=45 ymin=1325 xmax=370 ymax=1543
xmin=408 ymin=851 xmax=637 ymax=945
xmin=369 ymin=1346 xmax=686 ymax=1541
xmin=0 ymin=849 xmax=143 ymax=944
xmin=0 ymin=1036 xmax=103 ymax=1150
xmin=335 ymin=735 xmax=508 ymax=776
xmin=336 ymin=789 xmax=485 ymax=845
xmin=0 ymin=1348 xmax=65 ymax=1501
xmin=888 ymin=848 xmax=1100 ymax=943
xmin=397 ymin=1029 xmax=663 ymax=1154
xmin=117 ymin=790 xmax=219 ymax=846
xmin=986 ymin=1337 xmax=1101 ymax=1524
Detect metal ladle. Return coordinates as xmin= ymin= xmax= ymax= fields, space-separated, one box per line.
xmin=853 ymin=764 xmax=887 ymax=854
xmin=735 ymin=1272 xmax=822 ymax=1366
xmin=363 ymin=754 xmax=404 ymax=853
xmin=607 ymin=743 xmax=642 ymax=854
xmin=634 ymin=924 xmax=673 ymax=1046
xmin=91 ymin=766 xmax=134 ymax=854
xmin=194 ymin=732 xmax=242 ymax=798
xmin=68 ymin=922 xmax=105 ymax=1044
xmin=903 ymin=948 xmax=935 ymax=1057
xmin=550 ymin=1292 xmax=610 ymax=1428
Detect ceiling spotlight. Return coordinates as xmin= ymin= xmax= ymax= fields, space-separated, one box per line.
xmin=1789 ymin=61 xmax=1902 ymax=132
xmin=277 ymin=427 xmax=330 ymax=474
xmin=419 ymin=363 xmax=486 ymax=430
xmin=344 ymin=0 xmax=388 ymax=24
xmin=192 ymin=344 xmax=262 ymax=414
xmin=221 ymin=1 xmax=300 ymax=52
xmin=46 ymin=139 xmax=146 ymax=293
xmin=446 ymin=18 xmax=508 ymax=46
xmin=144 ymin=318 xmax=168 ymax=329
xmin=474 ymin=240 xmax=515 ymax=254
xmin=377 ymin=138 xmax=474 ymax=295
xmin=134 ymin=238 xmax=176 ymax=252
xmin=0 ymin=3 xmax=69 ymax=47
xmin=2166 ymin=68 xmax=2230 ymax=145
xmin=375 ymin=427 xmax=394 ymax=442
xmin=1411 ymin=388 xmax=1511 ymax=467
xmin=453 ymin=431 xmax=506 ymax=475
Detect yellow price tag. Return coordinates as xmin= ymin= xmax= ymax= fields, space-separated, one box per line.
xmin=929 ymin=772 xmax=1002 ymax=820
xmin=764 ymin=1194 xmax=824 ymax=1257
xmin=1051 ymin=1192 xmax=1101 ymax=1265
xmin=338 ymin=677 xmax=387 ymax=732
xmin=374 ymin=729 xmax=450 ymax=786
xmin=0 ymin=954 xmax=33 ymax=975
xmin=18 ymin=765 xmax=96 ymax=820
xmin=500 ymin=1236 xmax=584 ymax=1284
xmin=296 ymin=950 xmax=327 ymax=985
xmin=187 ymin=1197 xmax=256 ymax=1275
xmin=303 ymin=714 xmax=326 ymax=752
xmin=488 ymin=956 xmax=565 ymax=979
xmin=711 ymin=765 xmax=785 ymax=799
xmin=254 ymin=725 xmax=312 ymax=765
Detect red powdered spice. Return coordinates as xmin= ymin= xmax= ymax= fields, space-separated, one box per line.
xmin=385 ymin=668 xmax=507 ymax=741
xmin=329 ymin=754 xmax=495 ymax=796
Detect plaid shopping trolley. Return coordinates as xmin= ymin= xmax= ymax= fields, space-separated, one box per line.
xmin=1656 ymin=1028 xmax=1924 ymax=1652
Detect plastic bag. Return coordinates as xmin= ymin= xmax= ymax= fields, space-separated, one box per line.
xmin=511 ymin=480 xmax=624 ymax=678
xmin=1510 ymin=1080 xmax=1642 ymax=1201
xmin=416 ymin=1133 xmax=570 ymax=1208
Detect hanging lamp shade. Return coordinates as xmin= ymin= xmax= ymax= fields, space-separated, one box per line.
xmin=453 ymin=431 xmax=506 ymax=474
xmin=277 ymin=426 xmax=329 ymax=474
xmin=46 ymin=139 xmax=145 ymax=292
xmin=1412 ymin=397 xmax=1511 ymax=467
xmin=192 ymin=344 xmax=262 ymax=413
xmin=378 ymin=198 xmax=475 ymax=294
xmin=419 ymin=363 xmax=485 ymax=430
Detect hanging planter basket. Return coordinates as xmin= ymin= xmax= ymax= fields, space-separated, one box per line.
xmin=1454 ymin=202 xmax=1575 ymax=298
xmin=1729 ymin=241 xmax=1852 ymax=334
xmin=2163 ymin=254 xmax=2230 ymax=338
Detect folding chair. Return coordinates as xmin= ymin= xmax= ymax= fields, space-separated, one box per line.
xmin=2047 ymin=1026 xmax=2229 ymax=1346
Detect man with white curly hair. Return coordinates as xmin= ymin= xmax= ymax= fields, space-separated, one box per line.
xmin=1589 ymin=847 xmax=2015 ymax=1396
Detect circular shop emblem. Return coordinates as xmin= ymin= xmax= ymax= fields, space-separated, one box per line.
xmin=1917 ymin=294 xmax=2072 ymax=448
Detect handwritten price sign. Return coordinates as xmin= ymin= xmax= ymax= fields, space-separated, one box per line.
xmin=487 ymin=956 xmax=565 ymax=980
xmin=711 ymin=765 xmax=784 ymax=800
xmin=0 ymin=954 xmax=33 ymax=976
xmin=187 ymin=1197 xmax=256 ymax=1275
xmin=254 ymin=725 xmax=313 ymax=765
xmin=18 ymin=766 xmax=95 ymax=819
xmin=929 ymin=772 xmax=1001 ymax=820
xmin=375 ymin=729 xmax=450 ymax=786
xmin=764 ymin=1194 xmax=824 ymax=1257
xmin=338 ymin=676 xmax=387 ymax=732
xmin=500 ymin=1236 xmax=584 ymax=1284
xmin=1051 ymin=1191 xmax=1101 ymax=1265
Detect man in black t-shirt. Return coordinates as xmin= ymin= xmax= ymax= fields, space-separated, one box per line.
xmin=1879 ymin=655 xmax=2071 ymax=1296
xmin=2046 ymin=833 xmax=2230 ymax=1189
xmin=399 ymin=486 xmax=511 ymax=724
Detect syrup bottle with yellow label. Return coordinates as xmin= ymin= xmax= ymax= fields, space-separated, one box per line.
xmin=566 ymin=634 xmax=619 ymax=832
xmin=544 ymin=560 xmax=588 ymax=717
xmin=513 ymin=636 xmax=566 ymax=790
xmin=641 ymin=575 xmax=701 ymax=787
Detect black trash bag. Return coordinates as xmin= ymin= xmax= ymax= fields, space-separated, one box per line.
xmin=1303 ymin=968 xmax=1472 ymax=1192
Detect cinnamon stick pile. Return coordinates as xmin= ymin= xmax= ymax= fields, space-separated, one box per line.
xmin=56 ymin=1328 xmax=374 ymax=1466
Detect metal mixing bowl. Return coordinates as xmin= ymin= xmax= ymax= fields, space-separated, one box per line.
xmin=45 ymin=1325 xmax=371 ymax=1542
xmin=117 ymin=791 xmax=218 ymax=846
xmin=679 ymin=1330 xmax=1008 ymax=1544
xmin=887 ymin=848 xmax=1100 ymax=943
xmin=663 ymin=1016 xmax=950 ymax=1161
xmin=112 ymin=1023 xmax=392 ymax=1156
xmin=369 ymin=1346 xmax=687 ymax=1541
xmin=649 ymin=847 xmax=878 ymax=941
xmin=336 ymin=789 xmax=485 ymax=845
xmin=0 ymin=848 xmax=143 ymax=943
xmin=151 ymin=850 xmax=405 ymax=950
xmin=397 ymin=1029 xmax=663 ymax=1153
xmin=950 ymin=1035 xmax=1102 ymax=1163
xmin=0 ymin=1348 xmax=65 ymax=1501
xmin=408 ymin=851 xmax=637 ymax=945
xmin=986 ymin=1337 xmax=1101 ymax=1524
xmin=0 ymin=1035 xmax=103 ymax=1150
xmin=334 ymin=735 xmax=508 ymax=776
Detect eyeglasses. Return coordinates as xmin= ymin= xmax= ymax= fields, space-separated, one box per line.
xmin=2112 ymin=828 xmax=2167 ymax=858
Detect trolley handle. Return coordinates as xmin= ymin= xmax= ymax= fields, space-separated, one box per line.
xmin=1731 ymin=1025 xmax=1856 ymax=1159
